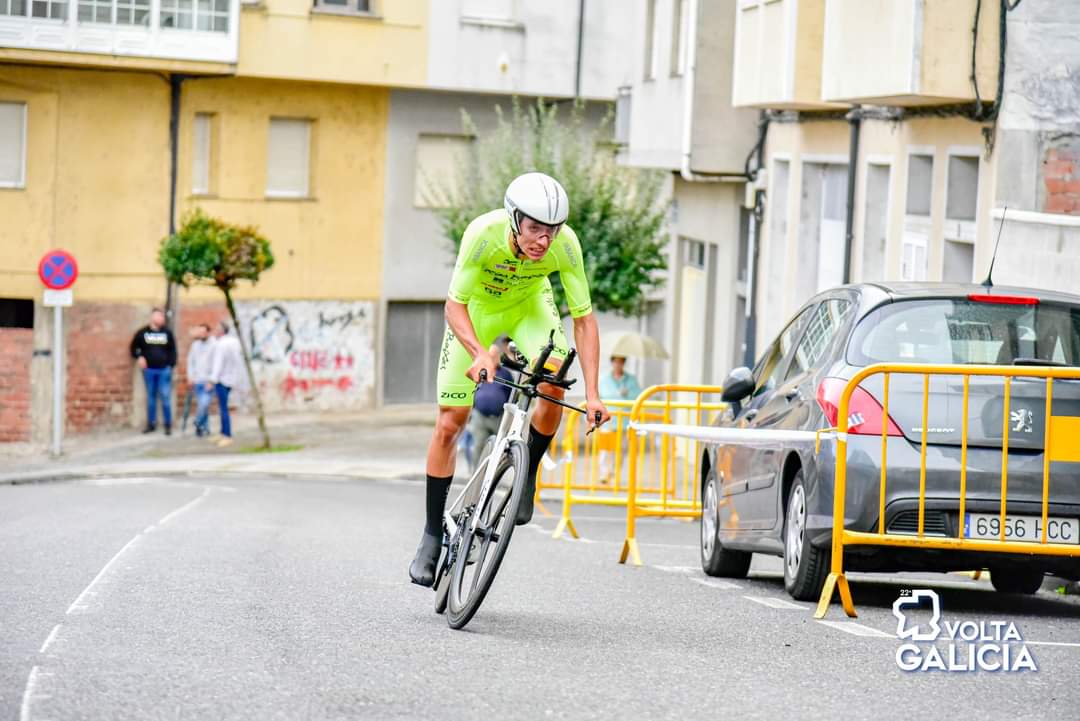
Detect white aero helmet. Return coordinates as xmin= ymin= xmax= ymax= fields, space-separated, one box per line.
xmin=504 ymin=172 xmax=569 ymax=236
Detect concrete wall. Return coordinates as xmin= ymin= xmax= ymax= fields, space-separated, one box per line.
xmin=237 ymin=0 xmax=427 ymax=87
xmin=623 ymin=0 xmax=757 ymax=174
xmin=382 ymin=90 xmax=610 ymax=302
xmin=236 ymin=299 xmax=377 ymax=411
xmin=821 ymin=0 xmax=998 ymax=104
xmin=425 ymin=0 xmax=634 ymax=99
xmin=733 ymin=0 xmax=832 ymax=109
xmin=177 ymin=76 xmax=389 ymax=302
xmin=0 ymin=66 xmax=171 ymax=301
xmin=987 ymin=2 xmax=1080 ymax=294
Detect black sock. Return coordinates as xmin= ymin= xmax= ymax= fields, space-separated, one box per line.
xmin=526 ymin=427 xmax=556 ymax=484
xmin=425 ymin=474 xmax=453 ymax=537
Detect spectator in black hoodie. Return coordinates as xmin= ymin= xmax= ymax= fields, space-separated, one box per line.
xmin=130 ymin=308 xmax=178 ymax=434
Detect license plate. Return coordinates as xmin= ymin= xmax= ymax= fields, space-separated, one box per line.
xmin=964 ymin=513 xmax=1080 ymax=545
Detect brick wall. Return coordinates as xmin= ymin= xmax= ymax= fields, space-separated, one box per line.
xmin=65 ymin=303 xmax=139 ymax=434
xmin=1043 ymin=145 xmax=1080 ymax=215
xmin=0 ymin=328 xmax=33 ymax=442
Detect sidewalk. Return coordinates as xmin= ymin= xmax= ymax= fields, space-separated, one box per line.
xmin=0 ymin=405 xmax=438 ymax=485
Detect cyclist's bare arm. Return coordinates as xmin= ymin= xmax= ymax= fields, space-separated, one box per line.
xmin=445 ymin=299 xmax=497 ymax=384
xmin=572 ymin=312 xmax=611 ymax=427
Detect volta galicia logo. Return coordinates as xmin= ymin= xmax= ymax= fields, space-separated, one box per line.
xmin=893 ymin=589 xmax=1038 ymax=673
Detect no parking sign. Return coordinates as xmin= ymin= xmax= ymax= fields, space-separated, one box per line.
xmin=39 ymin=250 xmax=78 ymax=306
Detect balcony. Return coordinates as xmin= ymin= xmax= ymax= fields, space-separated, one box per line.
xmin=0 ymin=0 xmax=239 ymax=66
xmin=821 ymin=0 xmax=999 ymax=106
xmin=731 ymin=0 xmax=836 ymax=110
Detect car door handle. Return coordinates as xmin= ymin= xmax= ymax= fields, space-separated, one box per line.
xmin=784 ymin=388 xmax=802 ymax=402
xmin=743 ymin=409 xmax=759 ymax=422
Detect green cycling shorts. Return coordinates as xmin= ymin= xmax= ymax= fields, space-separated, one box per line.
xmin=437 ymin=281 xmax=569 ymax=407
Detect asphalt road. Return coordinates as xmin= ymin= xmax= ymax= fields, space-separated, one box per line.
xmin=3 ymin=475 xmax=1080 ymax=721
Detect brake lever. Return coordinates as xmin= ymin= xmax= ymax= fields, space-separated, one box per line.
xmin=585 ymin=411 xmax=603 ymax=436
xmin=475 ymin=369 xmax=488 ymax=390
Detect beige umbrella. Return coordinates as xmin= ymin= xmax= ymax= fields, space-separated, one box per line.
xmin=605 ymin=331 xmax=670 ymax=360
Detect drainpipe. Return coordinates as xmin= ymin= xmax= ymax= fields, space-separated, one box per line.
xmin=842 ymin=106 xmax=862 ymax=284
xmin=742 ymin=112 xmax=769 ymax=368
xmin=574 ymin=0 xmax=586 ymax=99
xmin=165 ymin=74 xmax=185 ymax=329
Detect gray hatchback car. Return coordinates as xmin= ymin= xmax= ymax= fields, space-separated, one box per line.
xmin=700 ymin=282 xmax=1080 ymax=601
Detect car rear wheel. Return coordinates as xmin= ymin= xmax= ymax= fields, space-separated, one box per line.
xmin=700 ymin=467 xmax=751 ymax=578
xmin=988 ymin=565 xmax=1044 ymax=595
xmin=783 ymin=471 xmax=829 ymax=601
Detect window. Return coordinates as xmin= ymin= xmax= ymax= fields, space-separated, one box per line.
xmin=115 ymin=0 xmax=149 ymax=25
xmin=30 ymin=0 xmax=65 ymax=18
xmin=861 ymin=163 xmax=890 ymax=281
xmin=266 ymin=118 xmax=311 ymax=198
xmin=946 ymin=155 xmax=979 ymax=221
xmin=77 ymin=0 xmax=111 ymax=22
xmin=850 ymin=299 xmax=1080 ymax=367
xmin=906 ymin=153 xmax=933 ymax=216
xmin=614 ymin=86 xmax=632 ymax=146
xmin=161 ymin=0 xmax=227 ymax=31
xmin=0 ymin=102 xmax=27 ymax=189
xmin=753 ymin=306 xmax=811 ymax=396
xmin=0 ymin=299 xmax=34 ymax=329
xmin=314 ymin=0 xmax=370 ymax=14
xmin=786 ymin=298 xmax=853 ymax=380
xmin=670 ymin=0 xmax=690 ymax=76
xmin=414 ymin=134 xmax=472 ymax=208
xmin=644 ymin=0 xmax=660 ymax=80
xmin=0 ymin=0 xmax=28 ymax=16
xmin=191 ymin=113 xmax=214 ymax=195
xmin=684 ymin=239 xmax=706 ymax=269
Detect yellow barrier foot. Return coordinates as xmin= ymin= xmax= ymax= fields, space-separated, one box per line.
xmin=552 ymin=517 xmax=579 ymax=540
xmin=814 ymin=572 xmax=858 ymax=619
xmin=618 ymin=538 xmax=642 ymax=566
xmin=535 ymin=496 xmax=554 ymax=518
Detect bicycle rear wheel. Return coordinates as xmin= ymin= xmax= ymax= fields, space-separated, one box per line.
xmin=446 ymin=440 xmax=528 ymax=630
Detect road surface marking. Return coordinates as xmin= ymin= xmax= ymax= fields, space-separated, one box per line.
xmin=39 ymin=625 xmax=61 ymax=654
xmin=690 ymin=577 xmax=742 ymax=590
xmin=744 ymin=596 xmax=808 ymax=610
xmin=1025 ymin=640 xmax=1080 ymax=648
xmin=818 ymin=620 xmax=894 ymax=638
xmin=654 ymin=565 xmax=698 ymax=574
xmin=19 ymin=666 xmax=51 ymax=721
xmin=66 ymin=534 xmax=143 ymax=614
xmin=68 ymin=487 xmax=212 ymax=614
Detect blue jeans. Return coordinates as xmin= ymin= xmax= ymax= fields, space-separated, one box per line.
xmin=215 ymin=383 xmax=232 ymax=437
xmin=143 ymin=367 xmax=173 ymax=428
xmin=194 ymin=384 xmax=213 ymax=434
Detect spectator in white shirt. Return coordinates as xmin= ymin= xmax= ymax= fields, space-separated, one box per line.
xmin=186 ymin=323 xmax=216 ymax=437
xmin=208 ymin=321 xmax=246 ymax=447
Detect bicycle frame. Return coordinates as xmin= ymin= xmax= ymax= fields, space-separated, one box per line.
xmin=444 ymin=388 xmax=532 ymax=541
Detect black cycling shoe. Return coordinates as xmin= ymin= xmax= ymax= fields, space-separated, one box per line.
xmin=515 ymin=473 xmax=537 ymax=526
xmin=408 ymin=531 xmax=442 ymax=587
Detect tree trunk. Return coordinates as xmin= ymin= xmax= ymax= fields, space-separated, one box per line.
xmin=223 ymin=288 xmax=271 ymax=450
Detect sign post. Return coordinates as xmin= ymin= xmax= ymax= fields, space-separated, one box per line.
xmin=38 ymin=250 xmax=78 ymax=458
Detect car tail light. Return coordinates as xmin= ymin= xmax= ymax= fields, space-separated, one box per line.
xmin=816 ymin=377 xmax=902 ymax=436
xmin=967 ymin=293 xmax=1039 ymax=306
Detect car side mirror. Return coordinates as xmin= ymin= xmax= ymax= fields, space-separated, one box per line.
xmin=720 ymin=366 xmax=754 ymax=403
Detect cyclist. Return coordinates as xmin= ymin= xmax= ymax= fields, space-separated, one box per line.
xmin=409 ymin=171 xmax=611 ymax=586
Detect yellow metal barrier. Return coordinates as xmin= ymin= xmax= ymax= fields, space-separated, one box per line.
xmin=816 ymin=363 xmax=1080 ymax=619
xmin=616 ymin=385 xmax=727 ymax=566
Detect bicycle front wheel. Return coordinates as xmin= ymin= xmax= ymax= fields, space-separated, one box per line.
xmin=446 ymin=440 xmax=529 ymax=630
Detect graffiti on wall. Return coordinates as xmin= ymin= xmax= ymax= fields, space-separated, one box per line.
xmin=237 ymin=301 xmax=376 ymax=411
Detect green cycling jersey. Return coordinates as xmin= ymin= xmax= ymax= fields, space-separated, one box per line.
xmin=448 ymin=209 xmax=592 ymax=319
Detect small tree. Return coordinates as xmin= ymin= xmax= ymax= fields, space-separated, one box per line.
xmin=159 ymin=209 xmax=275 ymax=449
xmin=430 ymin=99 xmax=668 ymax=317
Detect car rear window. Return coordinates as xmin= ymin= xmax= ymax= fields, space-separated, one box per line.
xmin=848 ymin=298 xmax=1080 ymax=366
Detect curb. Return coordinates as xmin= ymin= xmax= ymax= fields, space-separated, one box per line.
xmin=1 ymin=468 xmax=430 ymax=486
